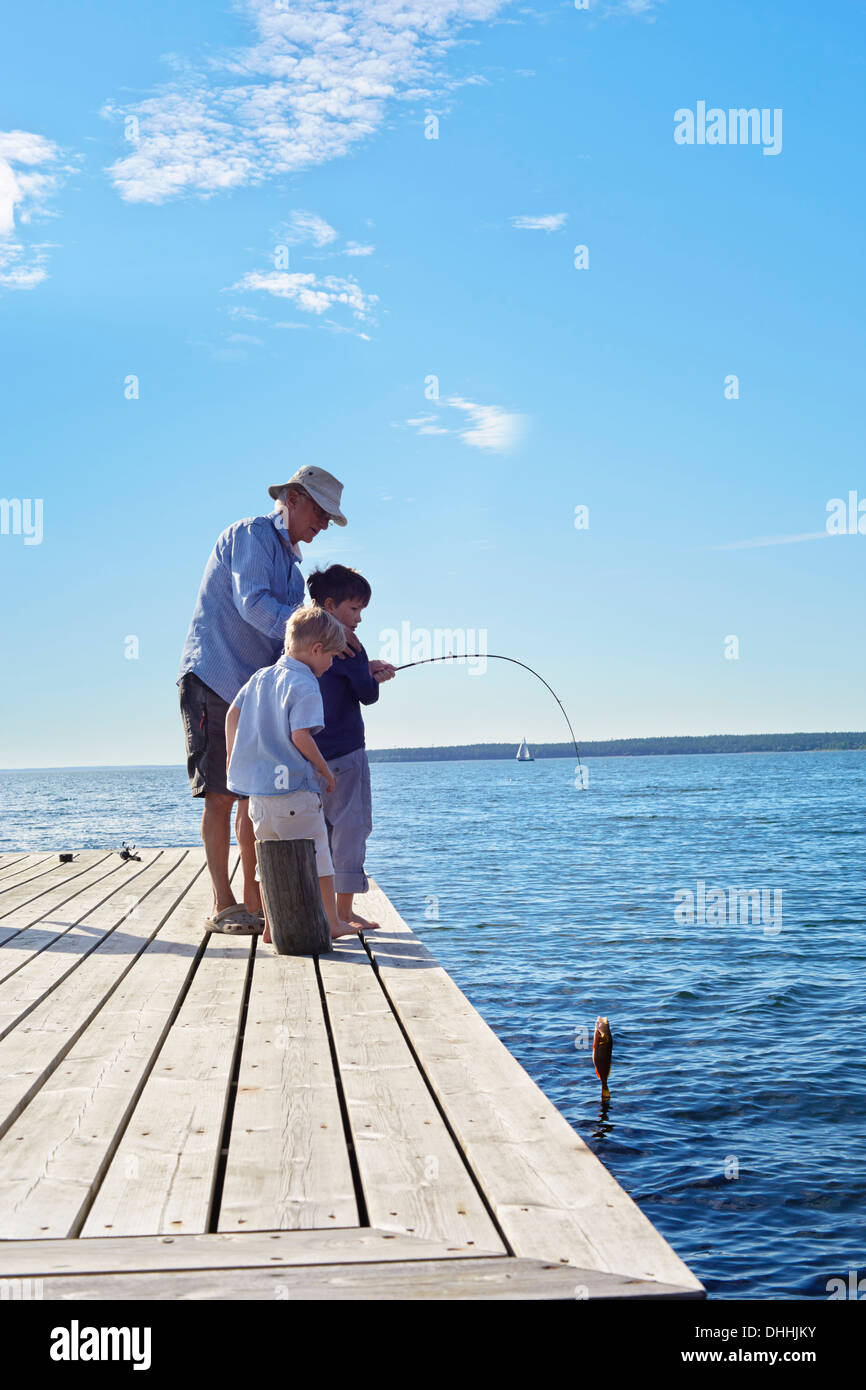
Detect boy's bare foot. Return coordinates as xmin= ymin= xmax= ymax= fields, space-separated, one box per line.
xmin=330 ymin=918 xmax=362 ymax=939
xmin=345 ymin=912 xmax=380 ymax=932
xmin=262 ymin=925 xmax=272 ymax=945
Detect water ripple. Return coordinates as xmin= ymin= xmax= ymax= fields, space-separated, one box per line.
xmin=1 ymin=749 xmax=864 ymax=1299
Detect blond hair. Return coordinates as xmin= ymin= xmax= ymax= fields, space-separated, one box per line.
xmin=285 ymin=604 xmax=346 ymax=655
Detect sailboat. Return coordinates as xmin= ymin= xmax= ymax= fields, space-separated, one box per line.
xmin=516 ymin=737 xmax=534 ymax=762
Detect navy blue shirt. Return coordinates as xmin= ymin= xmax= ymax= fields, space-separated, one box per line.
xmin=314 ymin=641 xmax=379 ymax=760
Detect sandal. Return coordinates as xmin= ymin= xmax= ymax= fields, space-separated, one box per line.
xmin=205 ymin=905 xmax=261 ymax=934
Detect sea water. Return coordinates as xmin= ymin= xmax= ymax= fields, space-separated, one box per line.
xmin=1 ymin=749 xmax=863 ymax=1299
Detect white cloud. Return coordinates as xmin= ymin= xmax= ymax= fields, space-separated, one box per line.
xmin=0 ymin=130 xmax=61 ymax=232
xmin=187 ymin=334 xmax=253 ymax=362
xmin=0 ymin=241 xmax=51 ymax=287
xmin=511 ymin=213 xmax=567 ymax=232
xmin=102 ymin=0 xmax=513 ymax=204
xmin=227 ymin=304 xmax=267 ymax=322
xmin=403 ymin=396 xmax=526 ymax=452
xmin=448 ymin=395 xmax=525 ymax=451
xmin=0 ymin=130 xmax=67 ymax=290
xmin=280 ymin=210 xmax=338 ymax=246
xmin=406 ymin=413 xmax=449 ymax=435
xmin=609 ymin=0 xmax=665 ymax=15
xmin=323 ymin=319 xmax=371 ymax=341
xmin=233 ymin=268 xmax=378 ymax=322
xmin=712 ymin=531 xmax=834 ymax=551
xmin=272 ymin=213 xmax=374 ymax=262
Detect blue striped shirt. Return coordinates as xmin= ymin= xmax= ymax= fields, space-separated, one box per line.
xmin=178 ymin=512 xmax=306 ymax=703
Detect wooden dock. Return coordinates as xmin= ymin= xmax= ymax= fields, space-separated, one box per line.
xmin=0 ymin=848 xmax=704 ymax=1300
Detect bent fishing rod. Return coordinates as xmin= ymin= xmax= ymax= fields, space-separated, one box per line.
xmin=390 ymin=652 xmax=584 ymax=779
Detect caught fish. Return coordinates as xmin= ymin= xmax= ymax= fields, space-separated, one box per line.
xmin=592 ymin=1016 xmax=612 ymax=1101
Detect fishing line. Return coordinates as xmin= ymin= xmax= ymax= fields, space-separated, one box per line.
xmin=391 ymin=653 xmax=584 ymax=779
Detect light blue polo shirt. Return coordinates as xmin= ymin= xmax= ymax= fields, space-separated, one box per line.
xmin=227 ymin=655 xmax=325 ymax=797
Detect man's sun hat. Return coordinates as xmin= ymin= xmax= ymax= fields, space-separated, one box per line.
xmin=268 ymin=466 xmax=347 ymax=526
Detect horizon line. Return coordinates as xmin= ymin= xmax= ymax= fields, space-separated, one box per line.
xmin=1 ymin=729 xmax=864 ymax=773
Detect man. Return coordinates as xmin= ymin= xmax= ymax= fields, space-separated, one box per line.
xmin=178 ymin=466 xmax=348 ymax=931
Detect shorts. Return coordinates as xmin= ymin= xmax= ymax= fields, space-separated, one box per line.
xmin=322 ymin=747 xmax=372 ymax=894
xmin=179 ymin=672 xmax=246 ymax=800
xmin=248 ymin=790 xmax=334 ymax=877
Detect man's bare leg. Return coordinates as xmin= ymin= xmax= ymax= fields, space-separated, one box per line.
xmin=202 ymin=792 xmax=240 ymax=913
xmin=336 ymin=891 xmax=380 ymax=931
xmin=235 ymin=799 xmax=262 ymax=915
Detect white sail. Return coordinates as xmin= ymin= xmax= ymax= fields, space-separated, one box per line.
xmin=516 ymin=738 xmax=534 ymax=761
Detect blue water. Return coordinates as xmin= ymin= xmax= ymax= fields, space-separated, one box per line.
xmin=2 ymin=751 xmax=864 ymax=1298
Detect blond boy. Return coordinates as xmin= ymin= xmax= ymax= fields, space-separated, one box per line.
xmin=225 ymin=607 xmax=369 ymax=942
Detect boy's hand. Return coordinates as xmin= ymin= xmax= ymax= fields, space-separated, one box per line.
xmin=369 ymin=660 xmax=396 ymax=682
xmin=334 ymin=628 xmax=362 ymax=660
xmin=322 ymin=770 xmax=337 ymax=794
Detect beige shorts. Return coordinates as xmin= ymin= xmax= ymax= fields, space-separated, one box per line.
xmin=248 ymin=791 xmax=334 ymax=877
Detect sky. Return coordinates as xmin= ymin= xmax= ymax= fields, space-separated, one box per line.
xmin=0 ymin=0 xmax=864 ymax=768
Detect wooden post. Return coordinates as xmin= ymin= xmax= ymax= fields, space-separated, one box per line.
xmin=255 ymin=839 xmax=331 ymax=956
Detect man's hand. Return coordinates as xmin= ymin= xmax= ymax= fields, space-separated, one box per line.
xmin=334 ymin=627 xmax=362 ymax=660
xmin=369 ymin=660 xmax=396 ymax=683
xmin=322 ymin=770 xmax=337 ymax=794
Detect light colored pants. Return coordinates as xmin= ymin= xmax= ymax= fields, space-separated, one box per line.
xmin=248 ymin=790 xmax=334 ymax=877
xmin=323 ymin=748 xmax=372 ymax=894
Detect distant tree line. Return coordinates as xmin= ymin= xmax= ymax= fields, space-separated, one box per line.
xmin=367 ymin=732 xmax=866 ymax=763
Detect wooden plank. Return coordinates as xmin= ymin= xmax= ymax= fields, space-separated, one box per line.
xmin=0 ymin=851 xmax=209 ymax=1142
xmin=30 ymin=1257 xmax=701 ymax=1301
xmin=81 ymin=898 xmax=252 ymax=1238
xmin=0 ymin=854 xmax=27 ymax=872
xmin=0 ymin=1228 xmax=500 ymax=1276
xmin=0 ymin=851 xmax=185 ymax=1038
xmin=0 ymin=857 xmax=214 ymax=1238
xmin=218 ymin=946 xmax=358 ymax=1233
xmin=0 ymin=852 xmax=702 ymax=1298
xmin=0 ymin=852 xmax=133 ymax=947
xmin=357 ymin=882 xmax=704 ymax=1292
xmin=0 ymin=856 xmax=75 ymax=893
xmin=318 ymin=933 xmax=505 ymax=1253
xmin=0 ymin=853 xmax=51 ymax=881
xmin=0 ymin=850 xmax=112 ymax=899
xmin=0 ymin=851 xmax=171 ymax=989
xmin=0 ymin=852 xmax=113 ymax=909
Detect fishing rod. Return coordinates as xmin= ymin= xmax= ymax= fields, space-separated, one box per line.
xmin=390 ymin=652 xmax=584 ymax=779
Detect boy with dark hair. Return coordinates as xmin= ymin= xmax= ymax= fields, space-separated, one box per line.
xmin=306 ymin=565 xmax=395 ymax=931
